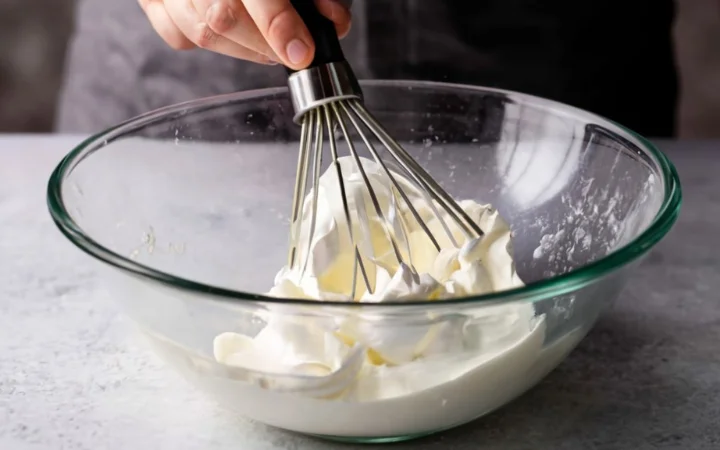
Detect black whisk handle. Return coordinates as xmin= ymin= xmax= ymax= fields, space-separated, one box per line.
xmin=287 ymin=0 xmax=346 ymax=73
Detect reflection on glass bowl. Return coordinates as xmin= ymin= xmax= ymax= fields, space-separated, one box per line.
xmin=47 ymin=81 xmax=681 ymax=443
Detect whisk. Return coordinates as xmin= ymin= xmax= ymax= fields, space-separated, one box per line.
xmin=285 ymin=0 xmax=484 ymax=297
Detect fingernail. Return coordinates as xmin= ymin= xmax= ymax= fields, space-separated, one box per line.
xmin=286 ymin=39 xmax=309 ymax=66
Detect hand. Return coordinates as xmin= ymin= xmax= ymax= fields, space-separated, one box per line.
xmin=138 ymin=0 xmax=352 ymax=70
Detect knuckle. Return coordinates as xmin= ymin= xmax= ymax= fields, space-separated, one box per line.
xmin=194 ymin=23 xmax=218 ymax=49
xmin=206 ymin=3 xmax=236 ymax=33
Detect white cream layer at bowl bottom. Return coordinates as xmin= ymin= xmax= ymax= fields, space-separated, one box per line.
xmin=140 ymin=320 xmax=587 ymax=438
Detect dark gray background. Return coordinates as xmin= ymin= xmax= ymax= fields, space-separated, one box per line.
xmin=1 ymin=0 xmax=720 ymax=136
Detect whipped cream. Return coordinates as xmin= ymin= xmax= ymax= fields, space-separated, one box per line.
xmin=146 ymin=319 xmax=585 ymax=437
xmin=271 ymin=156 xmax=523 ymax=301
xmin=208 ymin=155 xmax=548 ymax=437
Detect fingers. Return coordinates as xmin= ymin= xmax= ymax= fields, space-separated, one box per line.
xmin=139 ymin=0 xmax=195 ymax=50
xmin=314 ymin=0 xmax=352 ymax=38
xmin=140 ymin=0 xmax=351 ymax=67
xmin=242 ymin=0 xmax=315 ymax=69
xmin=192 ymin=0 xmax=279 ymax=61
xmin=162 ymin=0 xmax=276 ymax=64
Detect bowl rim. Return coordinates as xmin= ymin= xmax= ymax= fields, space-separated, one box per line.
xmin=46 ymin=79 xmax=682 ymax=307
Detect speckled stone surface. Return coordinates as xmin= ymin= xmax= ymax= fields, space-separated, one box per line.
xmin=1 ymin=135 xmax=718 ymax=450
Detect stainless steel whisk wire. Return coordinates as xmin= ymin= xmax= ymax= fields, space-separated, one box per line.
xmin=285 ymin=0 xmax=484 ymax=298
xmin=287 ymin=98 xmax=485 ymax=298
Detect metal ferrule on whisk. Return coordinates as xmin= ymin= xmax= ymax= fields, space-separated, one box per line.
xmin=287 ymin=61 xmax=363 ymax=124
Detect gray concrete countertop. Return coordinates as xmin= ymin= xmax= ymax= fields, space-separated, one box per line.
xmin=1 ymin=135 xmax=718 ymax=450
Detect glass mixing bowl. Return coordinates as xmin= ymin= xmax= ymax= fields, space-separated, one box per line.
xmin=47 ymin=81 xmax=681 ymax=443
